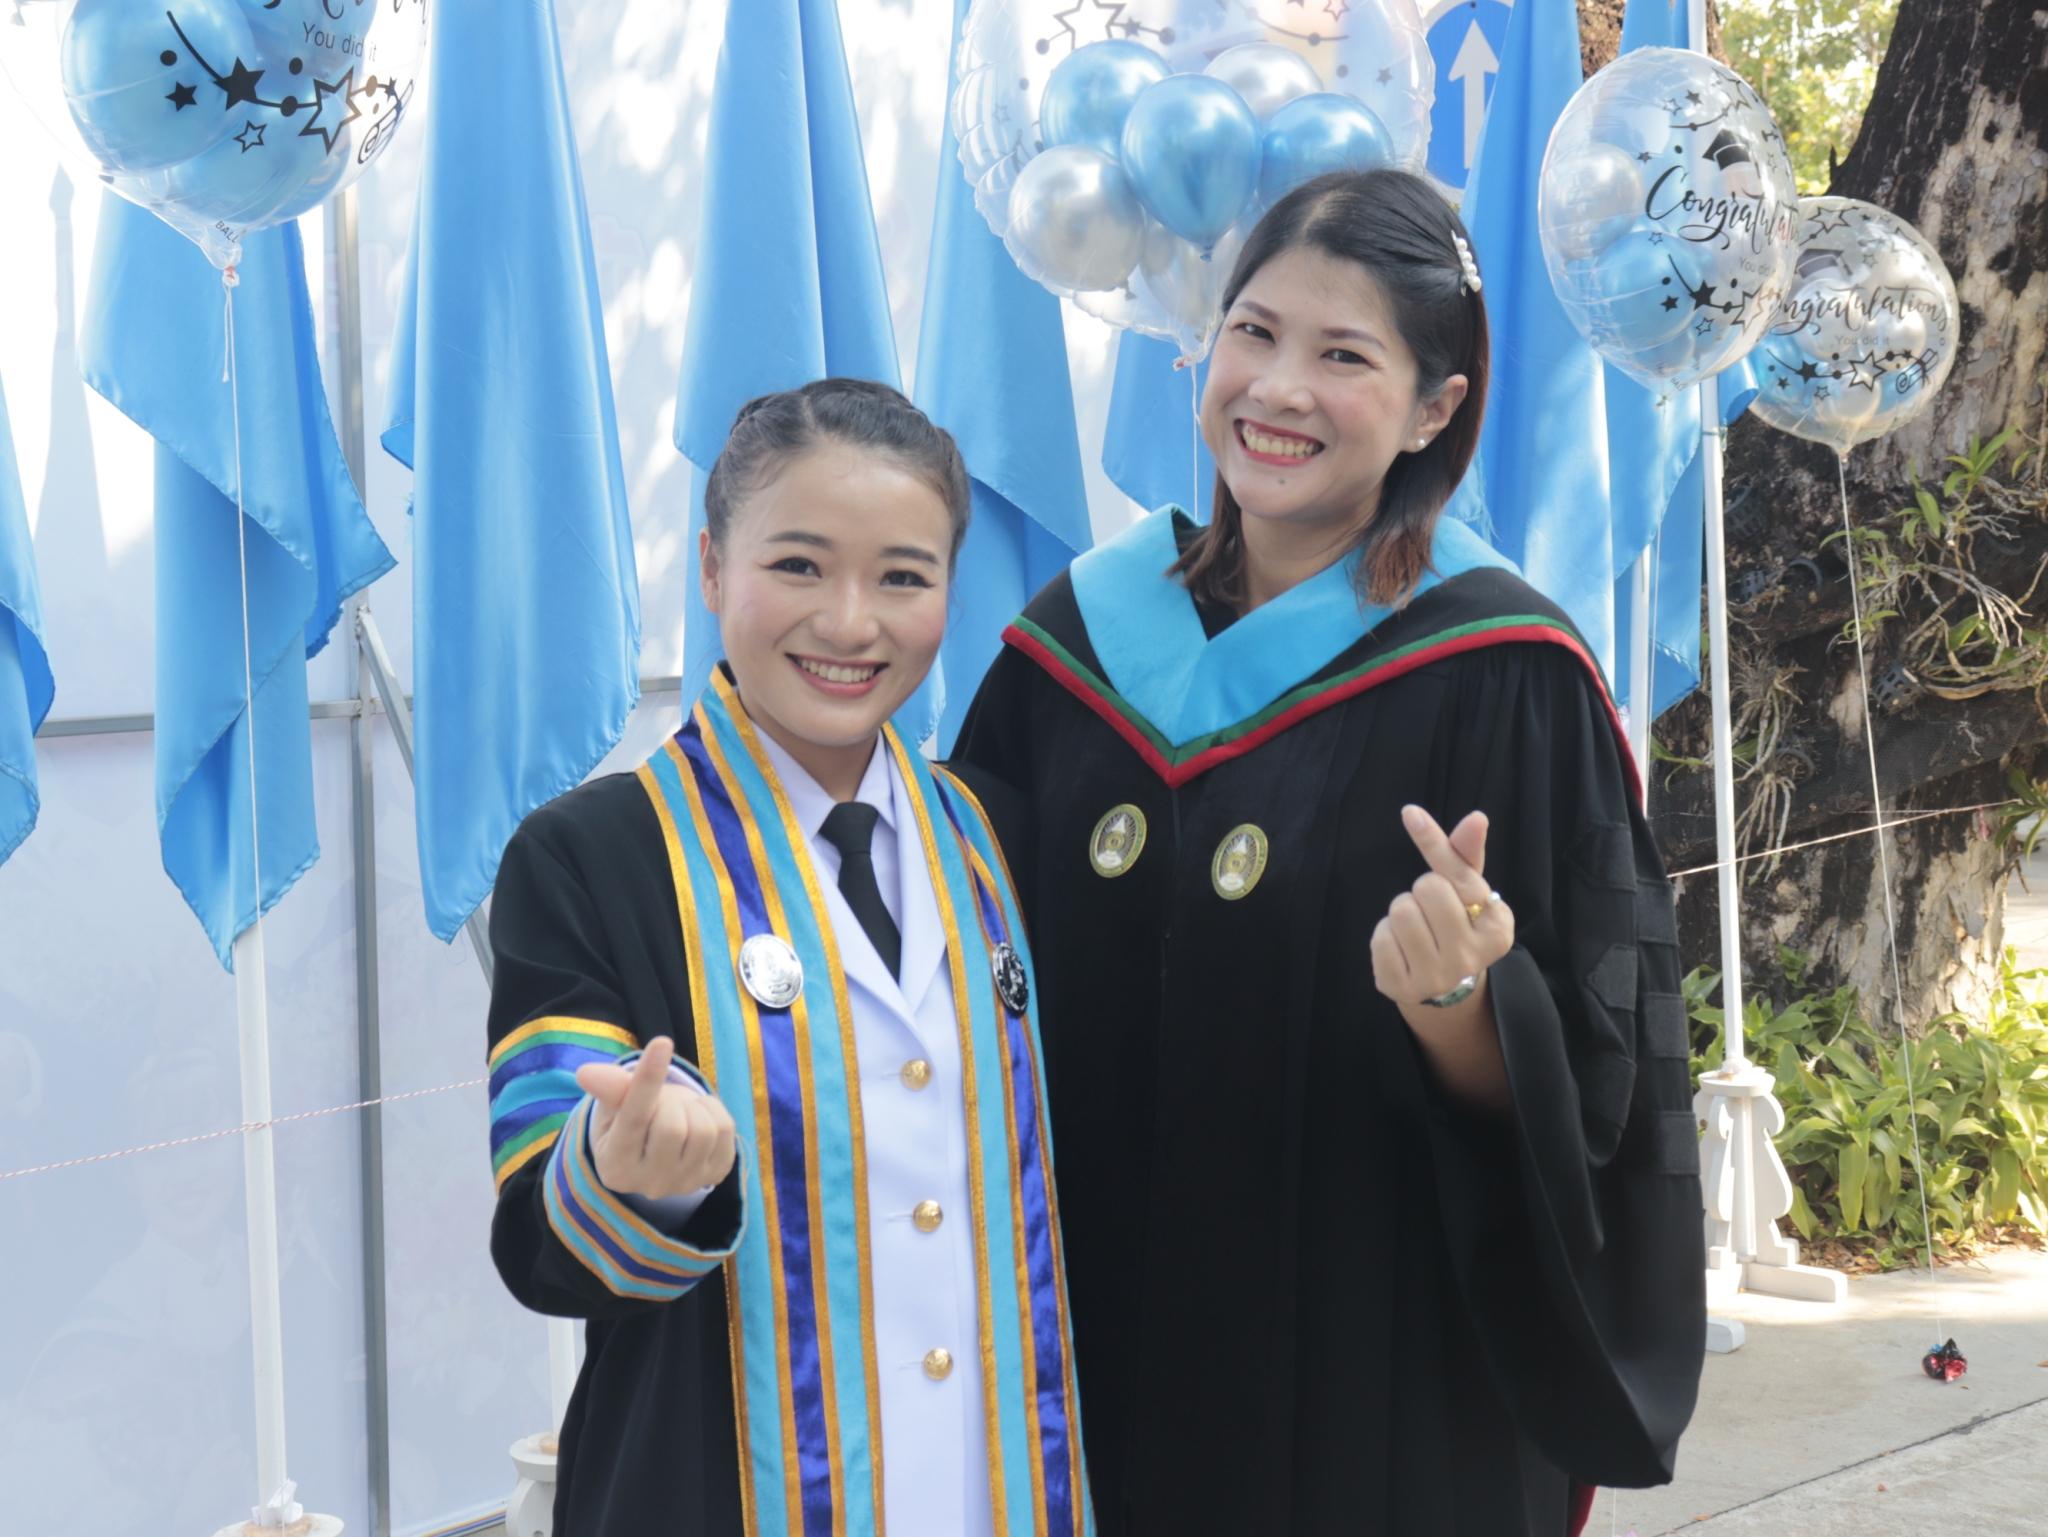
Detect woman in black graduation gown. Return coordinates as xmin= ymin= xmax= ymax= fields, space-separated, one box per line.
xmin=954 ymin=170 xmax=1705 ymax=1536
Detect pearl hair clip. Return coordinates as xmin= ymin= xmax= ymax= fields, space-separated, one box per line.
xmin=1453 ymin=234 xmax=1482 ymax=295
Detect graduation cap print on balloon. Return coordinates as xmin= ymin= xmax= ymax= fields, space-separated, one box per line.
xmin=1747 ymin=195 xmax=1960 ymax=453
xmin=0 ymin=0 xmax=426 ymax=268
xmin=954 ymin=0 xmax=1433 ymax=359
xmin=1537 ymin=46 xmax=1801 ymax=397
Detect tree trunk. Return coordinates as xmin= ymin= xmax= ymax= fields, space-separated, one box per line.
xmin=1636 ymin=0 xmax=2048 ymax=1028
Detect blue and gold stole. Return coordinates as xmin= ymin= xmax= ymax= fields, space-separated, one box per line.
xmin=635 ymin=669 xmax=1091 ymax=1537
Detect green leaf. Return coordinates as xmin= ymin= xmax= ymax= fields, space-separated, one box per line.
xmin=2018 ymin=1190 xmax=2048 ymax=1238
xmin=1840 ymin=1143 xmax=1868 ymax=1229
xmin=1989 ymin=1149 xmax=2020 ymax=1221
xmin=1789 ymin=1184 xmax=1818 ymax=1240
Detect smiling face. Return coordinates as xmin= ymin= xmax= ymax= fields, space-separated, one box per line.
xmin=700 ymin=443 xmax=952 ymax=797
xmin=1201 ymin=245 xmax=1467 ymax=547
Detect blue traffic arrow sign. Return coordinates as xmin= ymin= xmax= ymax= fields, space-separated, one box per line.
xmin=1424 ymin=0 xmax=1513 ymax=194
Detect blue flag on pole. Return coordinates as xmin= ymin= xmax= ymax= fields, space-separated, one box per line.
xmin=383 ymin=0 xmax=642 ymax=941
xmin=1604 ymin=0 xmax=1761 ymax=721
xmin=0 ymin=374 xmax=54 ymax=865
xmin=674 ymin=0 xmax=934 ymax=738
xmin=82 ymin=202 xmax=393 ymax=963
xmin=1103 ymin=334 xmax=1214 ymax=522
xmin=917 ymin=0 xmax=1092 ymax=752
xmin=1613 ymin=365 xmax=1760 ymax=718
xmin=1444 ymin=0 xmax=1617 ymax=678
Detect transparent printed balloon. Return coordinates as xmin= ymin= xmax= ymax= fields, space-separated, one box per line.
xmin=0 ymin=0 xmax=427 ymax=268
xmin=1746 ymin=197 xmax=1959 ymax=453
xmin=1538 ymin=47 xmax=1800 ymax=396
xmin=955 ymin=0 xmax=1432 ymax=359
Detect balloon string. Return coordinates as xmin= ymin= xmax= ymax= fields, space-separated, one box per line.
xmin=1189 ymin=354 xmax=1200 ymax=520
xmin=0 ymin=1076 xmax=491 ymax=1185
xmin=1835 ymin=447 xmax=1945 ymax=1331
xmin=224 ymin=268 xmax=266 ymax=944
xmin=1663 ymin=797 xmax=2015 ymax=880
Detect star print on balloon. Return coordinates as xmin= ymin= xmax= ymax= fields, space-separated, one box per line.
xmin=956 ymin=0 xmax=1432 ymax=358
xmin=14 ymin=0 xmax=429 ymax=268
xmin=297 ymin=69 xmax=363 ymax=152
xmin=1539 ymin=45 xmax=1800 ymax=395
xmin=1749 ymin=195 xmax=1960 ymax=452
xmin=1043 ymin=0 xmax=1138 ymax=52
xmin=214 ymin=55 xmax=267 ymax=108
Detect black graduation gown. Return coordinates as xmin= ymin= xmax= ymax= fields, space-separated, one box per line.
xmin=487 ymin=774 xmax=752 ymax=1536
xmin=952 ymin=555 xmax=1706 ymax=1537
xmin=484 ymin=760 xmax=1027 ymax=1536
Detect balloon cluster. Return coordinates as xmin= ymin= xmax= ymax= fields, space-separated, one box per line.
xmin=0 ymin=0 xmax=426 ymax=267
xmin=1536 ymin=46 xmax=1960 ymax=452
xmin=955 ymin=0 xmax=1433 ymax=357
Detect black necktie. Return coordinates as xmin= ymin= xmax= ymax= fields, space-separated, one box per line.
xmin=821 ymin=801 xmax=901 ymax=978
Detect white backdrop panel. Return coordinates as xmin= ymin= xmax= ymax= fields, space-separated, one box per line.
xmin=0 ymin=0 xmax=1148 ymax=1531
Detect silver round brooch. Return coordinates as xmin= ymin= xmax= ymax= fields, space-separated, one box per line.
xmin=738 ymin=933 xmax=804 ymax=1010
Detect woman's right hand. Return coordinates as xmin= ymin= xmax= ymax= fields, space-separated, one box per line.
xmin=575 ymin=1035 xmax=738 ymax=1198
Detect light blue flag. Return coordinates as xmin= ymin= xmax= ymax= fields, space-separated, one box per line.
xmin=1444 ymin=0 xmax=1618 ymax=679
xmin=1613 ymin=363 xmax=1760 ymax=719
xmin=1104 ymin=334 xmax=1214 ymax=522
xmin=674 ymin=0 xmax=936 ymax=739
xmin=382 ymin=0 xmax=641 ymax=941
xmin=0 ymin=375 xmax=54 ymax=864
xmin=917 ymin=0 xmax=1092 ymax=753
xmin=82 ymin=201 xmax=393 ymax=963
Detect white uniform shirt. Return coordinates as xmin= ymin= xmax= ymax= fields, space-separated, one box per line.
xmin=738 ymin=731 xmax=996 ymax=1537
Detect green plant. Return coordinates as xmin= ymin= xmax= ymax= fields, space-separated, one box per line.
xmin=1723 ymin=0 xmax=1901 ymax=193
xmin=1829 ymin=428 xmax=2048 ymax=705
xmin=1687 ymin=949 xmax=2048 ymax=1266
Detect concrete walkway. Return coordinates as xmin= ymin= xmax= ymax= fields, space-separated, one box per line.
xmin=1605 ymin=1233 xmax=2048 ymax=1534
xmin=1590 ymin=848 xmax=2048 ymax=1533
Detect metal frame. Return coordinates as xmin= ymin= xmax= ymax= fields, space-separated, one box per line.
xmin=31 ymin=184 xmax=677 ymax=1529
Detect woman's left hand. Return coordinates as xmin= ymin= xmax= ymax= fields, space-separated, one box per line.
xmin=1370 ymin=805 xmax=1516 ymax=1009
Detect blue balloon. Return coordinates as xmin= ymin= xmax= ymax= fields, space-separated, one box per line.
xmin=1257 ymin=93 xmax=1395 ymax=207
xmin=1040 ymin=40 xmax=1169 ymax=161
xmin=1566 ymin=223 xmax=1701 ymax=355
xmin=1120 ymin=75 xmax=1261 ymax=254
xmin=60 ymin=0 xmax=252 ymax=174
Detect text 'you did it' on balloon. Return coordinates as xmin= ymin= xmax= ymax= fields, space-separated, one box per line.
xmin=0 ymin=0 xmax=428 ymax=268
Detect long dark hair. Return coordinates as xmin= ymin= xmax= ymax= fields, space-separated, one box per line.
xmin=703 ymin=378 xmax=972 ymax=562
xmin=1173 ymin=168 xmax=1490 ymax=610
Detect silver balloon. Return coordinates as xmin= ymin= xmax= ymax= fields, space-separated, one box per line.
xmin=1136 ymin=222 xmax=1242 ymax=356
xmin=1205 ymin=42 xmax=1321 ymax=121
xmin=1747 ymin=196 xmax=1959 ymax=452
xmin=1540 ymin=142 xmax=1643 ymax=262
xmin=1005 ymin=145 xmax=1146 ymax=293
xmin=1539 ymin=47 xmax=1800 ymax=394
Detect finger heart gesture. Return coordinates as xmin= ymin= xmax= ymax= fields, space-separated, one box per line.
xmin=574 ymin=1035 xmax=738 ymax=1200
xmin=1370 ymin=805 xmax=1516 ymax=1010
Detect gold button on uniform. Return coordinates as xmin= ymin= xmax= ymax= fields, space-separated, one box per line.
xmin=900 ymin=1058 xmax=932 ymax=1090
xmin=912 ymin=1200 xmax=944 ymax=1233
xmin=923 ymin=1347 xmax=954 ymax=1381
